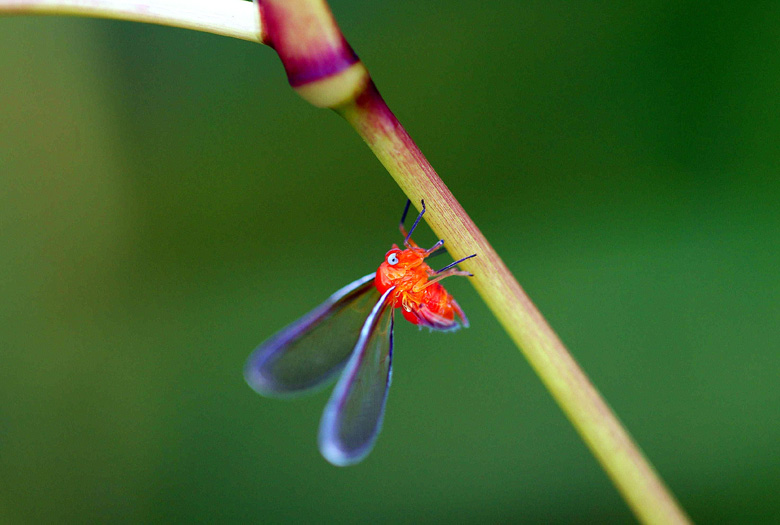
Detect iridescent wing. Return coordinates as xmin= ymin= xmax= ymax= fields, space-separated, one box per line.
xmin=318 ymin=286 xmax=396 ymax=466
xmin=244 ymin=273 xmax=380 ymax=397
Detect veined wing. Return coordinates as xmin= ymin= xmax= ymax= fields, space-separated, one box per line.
xmin=318 ymin=286 xmax=396 ymax=466
xmin=245 ymin=273 xmax=379 ymax=397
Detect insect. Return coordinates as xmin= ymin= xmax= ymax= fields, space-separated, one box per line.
xmin=244 ymin=200 xmax=476 ymax=466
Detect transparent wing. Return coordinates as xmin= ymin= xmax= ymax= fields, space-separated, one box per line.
xmin=244 ymin=273 xmax=380 ymax=397
xmin=318 ymin=286 xmax=396 ymax=466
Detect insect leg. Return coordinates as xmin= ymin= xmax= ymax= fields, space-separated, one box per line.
xmin=398 ymin=200 xmax=417 ymax=247
xmin=416 ymin=267 xmax=473 ymax=291
xmin=402 ymin=200 xmax=426 ymax=249
xmin=398 ymin=199 xmax=412 ymax=236
xmin=424 ymin=239 xmax=445 ymax=256
xmin=434 ymin=253 xmax=477 ymax=274
xmin=426 ymin=246 xmax=448 ymax=259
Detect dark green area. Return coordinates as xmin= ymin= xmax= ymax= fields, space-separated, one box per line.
xmin=1 ymin=2 xmax=778 ymax=523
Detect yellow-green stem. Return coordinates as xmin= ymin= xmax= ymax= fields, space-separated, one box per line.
xmin=336 ymin=87 xmax=690 ymax=525
xmin=0 ymin=0 xmax=692 ymax=521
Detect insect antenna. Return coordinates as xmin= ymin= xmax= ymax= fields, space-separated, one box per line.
xmin=435 ymin=253 xmax=477 ymax=274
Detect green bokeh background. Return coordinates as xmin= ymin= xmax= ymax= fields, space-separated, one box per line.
xmin=1 ymin=2 xmax=778 ymax=523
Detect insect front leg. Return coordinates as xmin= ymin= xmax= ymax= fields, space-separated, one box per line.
xmin=416 ymin=267 xmax=473 ymax=292
xmin=433 ymin=253 xmax=477 ymax=274
xmin=424 ymin=239 xmax=445 ymax=256
xmin=399 ymin=199 xmax=426 ymax=249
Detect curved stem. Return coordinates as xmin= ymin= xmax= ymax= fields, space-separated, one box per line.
xmin=0 ymin=0 xmax=264 ymax=42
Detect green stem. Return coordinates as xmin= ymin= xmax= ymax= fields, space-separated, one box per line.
xmin=1 ymin=0 xmax=692 ymax=521
xmin=335 ymin=85 xmax=690 ymax=524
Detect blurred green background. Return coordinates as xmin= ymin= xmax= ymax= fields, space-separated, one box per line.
xmin=1 ymin=1 xmax=778 ymax=523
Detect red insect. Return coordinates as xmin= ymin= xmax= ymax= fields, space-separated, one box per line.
xmin=375 ymin=201 xmax=471 ymax=330
xmin=245 ymin=200 xmax=476 ymax=465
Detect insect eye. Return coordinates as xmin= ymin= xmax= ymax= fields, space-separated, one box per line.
xmin=387 ymin=253 xmax=399 ymax=265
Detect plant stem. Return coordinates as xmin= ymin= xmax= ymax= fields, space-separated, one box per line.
xmin=336 ymin=84 xmax=690 ymax=525
xmin=0 ymin=0 xmax=263 ymax=42
xmin=1 ymin=0 xmax=692 ymax=521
